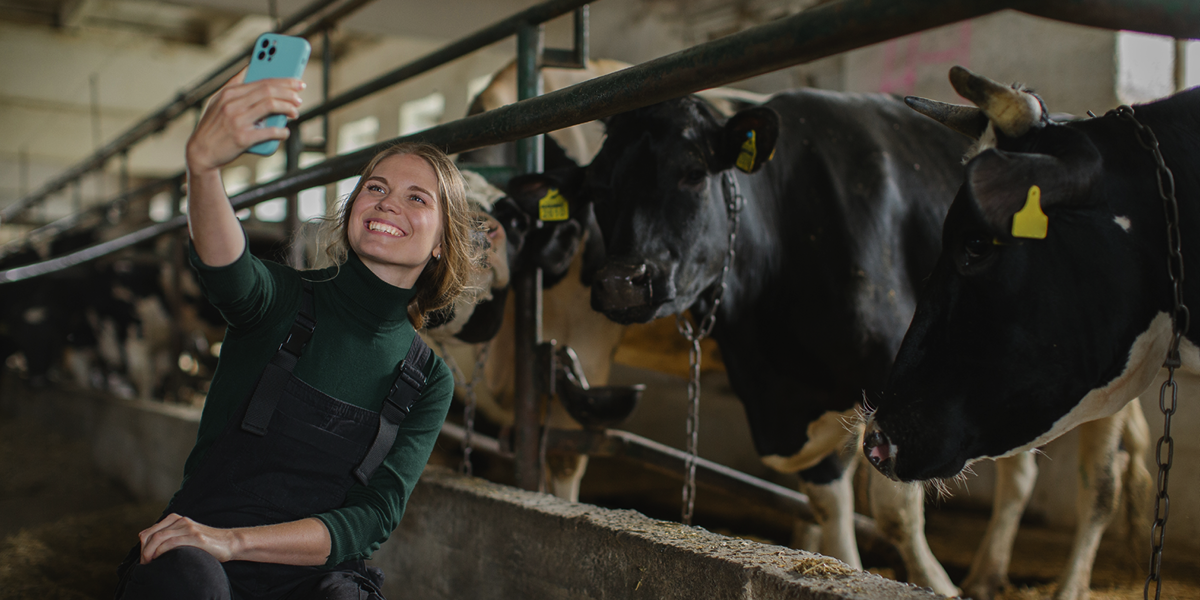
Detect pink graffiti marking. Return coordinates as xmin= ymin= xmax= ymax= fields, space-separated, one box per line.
xmin=879 ymin=22 xmax=972 ymax=96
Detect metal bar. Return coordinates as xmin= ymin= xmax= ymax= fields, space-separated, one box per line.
xmin=285 ymin=121 xmax=304 ymax=268
xmin=512 ymin=20 xmax=546 ymax=493
xmin=322 ymin=28 xmax=332 ymax=150
xmin=542 ymin=5 xmax=589 ymax=69
xmin=0 ymin=176 xmax=179 ymax=260
xmin=293 ymin=0 xmax=591 ymax=124
xmin=0 ymin=0 xmax=370 ymax=224
xmin=8 ymin=0 xmax=1200 ymax=281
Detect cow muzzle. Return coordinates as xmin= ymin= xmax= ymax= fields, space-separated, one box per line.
xmin=862 ymin=420 xmax=900 ymax=481
xmin=592 ymin=259 xmax=657 ymax=323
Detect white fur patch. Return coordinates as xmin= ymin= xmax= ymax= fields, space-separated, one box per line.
xmin=962 ymin=122 xmax=998 ymax=163
xmin=761 ymin=407 xmax=859 ymax=473
xmin=1113 ymin=216 xmax=1132 ymax=231
xmin=996 ymin=312 xmax=1187 ymax=459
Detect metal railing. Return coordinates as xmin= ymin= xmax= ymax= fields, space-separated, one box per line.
xmin=0 ymin=0 xmax=377 ymax=226
xmin=4 ymin=0 xmax=1196 ymax=283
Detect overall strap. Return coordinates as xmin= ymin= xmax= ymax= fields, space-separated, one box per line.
xmin=242 ymin=279 xmax=316 ymax=435
xmin=354 ymin=334 xmax=432 ymax=485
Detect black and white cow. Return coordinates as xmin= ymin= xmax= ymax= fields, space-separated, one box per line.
xmin=584 ymin=89 xmax=970 ymax=592
xmin=861 ymin=67 xmax=1197 ymax=599
xmin=861 ymin=67 xmax=1200 ymax=478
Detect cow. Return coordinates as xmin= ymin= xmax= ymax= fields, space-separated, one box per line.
xmin=861 ymin=66 xmax=1198 ymax=599
xmin=583 ymin=89 xmax=971 ymax=593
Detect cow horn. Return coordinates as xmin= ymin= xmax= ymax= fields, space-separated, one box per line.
xmin=904 ymin=96 xmax=988 ymax=140
xmin=948 ymin=66 xmax=1043 ymax=138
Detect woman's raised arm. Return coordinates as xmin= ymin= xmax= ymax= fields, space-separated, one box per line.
xmin=185 ymin=69 xmax=305 ymax=267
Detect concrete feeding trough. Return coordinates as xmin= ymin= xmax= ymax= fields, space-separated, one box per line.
xmin=374 ymin=466 xmax=943 ymax=600
xmin=1 ymin=383 xmax=945 ymax=600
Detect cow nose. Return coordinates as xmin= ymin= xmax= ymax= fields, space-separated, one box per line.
xmin=592 ymin=260 xmax=652 ymax=313
xmin=862 ymin=420 xmax=899 ymax=480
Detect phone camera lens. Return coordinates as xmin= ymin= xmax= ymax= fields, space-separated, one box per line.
xmin=261 ymin=39 xmax=269 ymax=48
xmin=268 ymin=46 xmax=276 ymax=55
xmin=257 ymin=51 xmax=266 ymax=60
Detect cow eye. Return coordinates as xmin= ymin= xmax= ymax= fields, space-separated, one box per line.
xmin=681 ymin=168 xmax=707 ymax=187
xmin=960 ymin=235 xmax=996 ymax=270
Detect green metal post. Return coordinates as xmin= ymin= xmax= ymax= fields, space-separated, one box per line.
xmin=285 ymin=121 xmax=304 ymax=269
xmin=513 ymin=20 xmax=545 ymax=492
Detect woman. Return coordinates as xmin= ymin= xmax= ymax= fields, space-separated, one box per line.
xmin=116 ymin=69 xmax=477 ymax=599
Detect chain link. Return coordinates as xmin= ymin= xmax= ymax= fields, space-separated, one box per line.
xmin=1110 ymin=105 xmax=1184 ymax=600
xmin=675 ymin=170 xmax=743 ymax=525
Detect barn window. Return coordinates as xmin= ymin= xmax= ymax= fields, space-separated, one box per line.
xmin=298 ymin=152 xmax=327 ymax=221
xmin=336 ymin=116 xmax=380 ymax=201
xmin=148 ymin=191 xmax=173 ymax=222
xmin=399 ymin=92 xmax=445 ymax=136
xmin=1116 ymin=31 xmax=1174 ymax=104
xmin=254 ymin=152 xmax=286 ymax=222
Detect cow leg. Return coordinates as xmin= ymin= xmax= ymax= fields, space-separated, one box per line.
xmin=1053 ymin=409 xmax=1128 ymax=600
xmin=546 ymin=453 xmax=589 ymax=502
xmin=543 ymin=401 xmax=589 ymax=502
xmin=868 ymin=468 xmax=959 ymax=597
xmin=797 ymin=455 xmax=861 ymax=569
xmin=960 ymin=451 xmax=1039 ymax=600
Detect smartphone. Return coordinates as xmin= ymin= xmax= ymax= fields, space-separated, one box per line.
xmin=243 ymin=33 xmax=311 ymax=156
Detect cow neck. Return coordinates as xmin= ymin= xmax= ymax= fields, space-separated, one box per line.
xmin=330 ymin=251 xmax=416 ymax=324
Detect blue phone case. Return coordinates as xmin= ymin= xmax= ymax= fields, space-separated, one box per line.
xmin=243 ymin=33 xmax=311 ymax=156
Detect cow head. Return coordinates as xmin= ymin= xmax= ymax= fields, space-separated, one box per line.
xmin=587 ymin=97 xmax=778 ymax=324
xmin=505 ymin=167 xmax=602 ymax=288
xmin=863 ymin=66 xmax=1169 ymax=482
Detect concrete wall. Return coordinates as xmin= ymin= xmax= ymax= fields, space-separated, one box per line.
xmin=0 ymin=382 xmax=946 ymax=600
xmin=371 ymin=466 xmax=943 ymax=600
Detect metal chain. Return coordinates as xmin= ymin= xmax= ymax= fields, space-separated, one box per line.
xmin=1110 ymin=105 xmax=1184 ymax=600
xmin=675 ymin=170 xmax=744 ymax=525
xmin=434 ymin=339 xmax=490 ymax=477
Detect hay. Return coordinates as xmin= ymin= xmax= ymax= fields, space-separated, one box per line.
xmin=0 ymin=503 xmax=160 ymax=600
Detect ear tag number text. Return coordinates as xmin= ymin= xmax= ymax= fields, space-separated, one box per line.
xmin=538 ymin=188 xmax=569 ymax=222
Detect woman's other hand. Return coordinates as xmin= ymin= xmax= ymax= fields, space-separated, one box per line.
xmin=138 ymin=513 xmax=237 ymax=564
xmin=185 ymin=69 xmax=305 ymax=174
xmin=137 ymin=513 xmax=332 ymax=566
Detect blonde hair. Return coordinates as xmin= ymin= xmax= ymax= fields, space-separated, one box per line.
xmin=315 ymin=142 xmax=481 ymax=329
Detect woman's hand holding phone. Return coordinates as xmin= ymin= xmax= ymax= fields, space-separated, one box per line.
xmin=184 ymin=69 xmax=305 ymax=175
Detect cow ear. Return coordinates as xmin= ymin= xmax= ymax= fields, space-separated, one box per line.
xmin=507 ymin=174 xmax=572 ymax=223
xmin=967 ymin=142 xmax=1101 ymax=239
xmin=721 ymin=106 xmax=780 ymax=174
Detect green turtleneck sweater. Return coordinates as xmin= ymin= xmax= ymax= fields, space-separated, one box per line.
xmin=179 ymin=241 xmax=452 ymax=567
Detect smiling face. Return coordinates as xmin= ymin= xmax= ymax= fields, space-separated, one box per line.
xmin=346 ymin=153 xmax=444 ymax=288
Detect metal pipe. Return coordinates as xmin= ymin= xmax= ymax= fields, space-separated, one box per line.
xmin=542 ymin=5 xmax=589 ymax=69
xmin=7 ymin=0 xmax=1200 ymax=281
xmin=293 ymin=0 xmax=591 ymax=124
xmin=512 ymin=20 xmax=546 ymax=493
xmin=4 ymin=0 xmax=589 ymax=246
xmin=0 ymin=0 xmax=372 ymax=224
xmin=285 ymin=121 xmax=304 ymax=269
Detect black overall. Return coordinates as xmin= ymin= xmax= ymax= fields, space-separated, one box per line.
xmin=116 ymin=281 xmax=430 ymax=600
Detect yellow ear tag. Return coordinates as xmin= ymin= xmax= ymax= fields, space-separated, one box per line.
xmin=735 ymin=130 xmax=757 ymax=173
xmin=537 ymin=188 xmax=569 ymax=222
xmin=1011 ymin=185 xmax=1048 ymax=239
